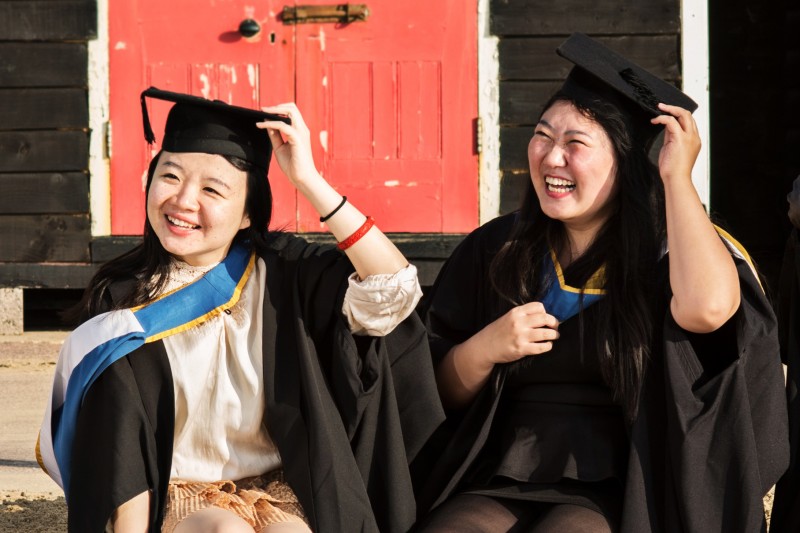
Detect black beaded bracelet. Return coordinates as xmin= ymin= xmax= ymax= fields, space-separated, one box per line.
xmin=320 ymin=195 xmax=347 ymax=223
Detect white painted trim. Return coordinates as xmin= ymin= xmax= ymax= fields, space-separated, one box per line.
xmin=88 ymin=0 xmax=111 ymax=236
xmin=478 ymin=0 xmax=501 ymax=226
xmin=681 ymin=0 xmax=711 ymax=209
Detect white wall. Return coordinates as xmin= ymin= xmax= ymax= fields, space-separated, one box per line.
xmin=681 ymin=0 xmax=711 ymax=209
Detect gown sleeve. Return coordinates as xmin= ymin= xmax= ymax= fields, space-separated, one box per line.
xmin=266 ymin=234 xmax=444 ymax=533
xmin=67 ymin=343 xmax=174 ymax=533
xmin=658 ymin=253 xmax=790 ymax=533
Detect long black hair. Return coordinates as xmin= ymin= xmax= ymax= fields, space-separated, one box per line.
xmin=67 ymin=150 xmax=274 ymax=324
xmin=489 ymin=92 xmax=666 ymax=421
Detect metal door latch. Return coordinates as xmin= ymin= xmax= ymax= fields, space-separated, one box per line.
xmin=282 ymin=4 xmax=369 ymax=25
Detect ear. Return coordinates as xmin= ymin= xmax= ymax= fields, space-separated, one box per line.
xmin=239 ymin=213 xmax=251 ymax=230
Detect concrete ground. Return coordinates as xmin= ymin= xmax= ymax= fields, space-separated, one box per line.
xmin=0 ymin=331 xmax=68 ymax=531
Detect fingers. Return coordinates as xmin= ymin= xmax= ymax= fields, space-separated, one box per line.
xmin=517 ymin=325 xmax=558 ymax=356
xmin=256 ymin=122 xmax=287 ymax=149
xmin=502 ymin=302 xmax=560 ymax=357
xmin=652 ymin=103 xmax=697 ymax=134
xmin=517 ymin=301 xmax=559 ymax=329
xmin=256 ymin=102 xmax=311 ymax=149
xmin=261 ymin=103 xmax=308 ymax=130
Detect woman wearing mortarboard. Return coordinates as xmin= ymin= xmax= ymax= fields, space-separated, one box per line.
xmin=413 ymin=33 xmax=789 ymax=532
xmin=37 ymin=88 xmax=444 ymax=532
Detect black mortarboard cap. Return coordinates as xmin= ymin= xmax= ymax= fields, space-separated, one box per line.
xmin=556 ymin=33 xmax=697 ymax=138
xmin=140 ymin=87 xmax=290 ymax=171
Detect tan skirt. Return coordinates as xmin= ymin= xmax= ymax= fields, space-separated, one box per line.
xmin=161 ymin=470 xmax=309 ymax=532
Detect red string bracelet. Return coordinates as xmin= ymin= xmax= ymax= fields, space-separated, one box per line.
xmin=337 ymin=216 xmax=375 ymax=251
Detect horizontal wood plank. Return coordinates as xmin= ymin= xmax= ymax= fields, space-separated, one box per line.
xmin=0 ymin=259 xmax=455 ymax=290
xmin=0 ymin=131 xmax=88 ymax=172
xmin=4 ymin=232 xmax=468 ymax=289
xmin=500 ymin=126 xmax=534 ymax=171
xmin=0 ymin=215 xmax=90 ymax=262
xmin=0 ymin=1 xmax=97 ymax=41
xmin=0 ymin=263 xmax=95 ymax=289
xmin=0 ymin=88 xmax=88 ymax=130
xmin=90 ymin=236 xmax=143 ymax=263
xmin=499 ymin=81 xmax=562 ymax=125
xmin=0 ymin=43 xmax=87 ymax=87
xmin=0 ymin=173 xmax=89 ymax=214
xmin=490 ymin=0 xmax=679 ymax=36
xmin=91 ymin=234 xmax=465 ymax=287
xmin=92 ymin=233 xmax=467 ymax=263
xmin=499 ymin=35 xmax=680 ymax=81
xmin=499 ymin=171 xmax=530 ymax=215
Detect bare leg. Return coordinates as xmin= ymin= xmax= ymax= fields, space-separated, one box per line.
xmin=173 ymin=507 xmax=254 ymax=533
xmin=111 ymin=491 xmax=150 ymax=533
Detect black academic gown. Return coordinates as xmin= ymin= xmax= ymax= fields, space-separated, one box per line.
xmin=771 ymin=228 xmax=800 ymax=533
xmin=415 ymin=214 xmax=789 ymax=533
xmin=66 ymin=233 xmax=445 ymax=533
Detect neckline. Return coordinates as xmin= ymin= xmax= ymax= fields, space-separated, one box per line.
xmin=548 ymin=250 xmax=606 ymax=294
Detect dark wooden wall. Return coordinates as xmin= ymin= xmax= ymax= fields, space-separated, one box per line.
xmin=709 ymin=0 xmax=799 ymax=295
xmin=491 ymin=0 xmax=682 ymax=213
xmin=0 ymin=0 xmax=97 ymax=289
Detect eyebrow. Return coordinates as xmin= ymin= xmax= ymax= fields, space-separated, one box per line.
xmin=537 ymin=119 xmax=592 ymax=138
xmin=160 ymin=160 xmax=232 ymax=190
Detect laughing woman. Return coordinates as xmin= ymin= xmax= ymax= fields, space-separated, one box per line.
xmin=414 ymin=34 xmax=789 ymax=532
xmin=38 ymin=88 xmax=443 ymax=533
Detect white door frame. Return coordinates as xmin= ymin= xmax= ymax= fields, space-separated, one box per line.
xmin=478 ymin=0 xmax=501 ymax=225
xmin=682 ymin=0 xmax=711 ymax=209
xmin=88 ymin=0 xmax=110 ymax=236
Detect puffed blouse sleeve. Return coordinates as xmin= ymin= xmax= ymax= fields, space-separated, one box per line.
xmin=342 ymin=264 xmax=423 ymax=336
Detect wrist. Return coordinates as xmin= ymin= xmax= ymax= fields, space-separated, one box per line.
xmin=292 ymin=169 xmax=324 ymax=192
xmin=459 ymin=331 xmax=497 ymax=373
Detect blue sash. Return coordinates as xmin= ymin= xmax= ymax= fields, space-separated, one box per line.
xmin=539 ymin=250 xmax=605 ymax=322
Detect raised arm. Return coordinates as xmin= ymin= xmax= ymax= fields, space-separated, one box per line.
xmin=652 ymin=103 xmax=740 ymax=333
xmin=257 ymin=104 xmax=407 ymax=279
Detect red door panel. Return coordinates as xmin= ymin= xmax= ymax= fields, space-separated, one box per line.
xmin=294 ymin=1 xmax=478 ymax=232
xmin=109 ymin=0 xmax=477 ymax=235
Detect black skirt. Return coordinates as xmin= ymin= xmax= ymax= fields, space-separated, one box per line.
xmin=460 ymin=307 xmax=628 ymax=523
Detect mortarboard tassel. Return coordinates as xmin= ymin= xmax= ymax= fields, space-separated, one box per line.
xmin=141 ymin=92 xmax=156 ymax=144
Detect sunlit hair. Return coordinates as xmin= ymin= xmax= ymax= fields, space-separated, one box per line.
xmin=67 ymin=151 xmax=274 ymax=324
xmin=489 ymin=92 xmax=666 ymax=421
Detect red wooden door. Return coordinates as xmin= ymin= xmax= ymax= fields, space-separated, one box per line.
xmin=109 ymin=1 xmax=477 ymax=235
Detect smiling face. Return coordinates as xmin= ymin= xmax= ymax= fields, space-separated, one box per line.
xmin=528 ymin=100 xmax=619 ymax=238
xmin=146 ymin=151 xmax=251 ymax=266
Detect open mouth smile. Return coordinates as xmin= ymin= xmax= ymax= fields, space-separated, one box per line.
xmin=166 ymin=215 xmax=200 ymax=229
xmin=545 ymin=176 xmax=576 ymax=193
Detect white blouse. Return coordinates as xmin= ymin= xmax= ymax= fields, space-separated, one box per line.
xmin=159 ymin=255 xmax=422 ymax=482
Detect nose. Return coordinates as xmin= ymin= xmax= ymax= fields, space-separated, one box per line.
xmin=172 ymin=183 xmax=200 ymax=210
xmin=542 ymin=143 xmax=567 ymax=167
